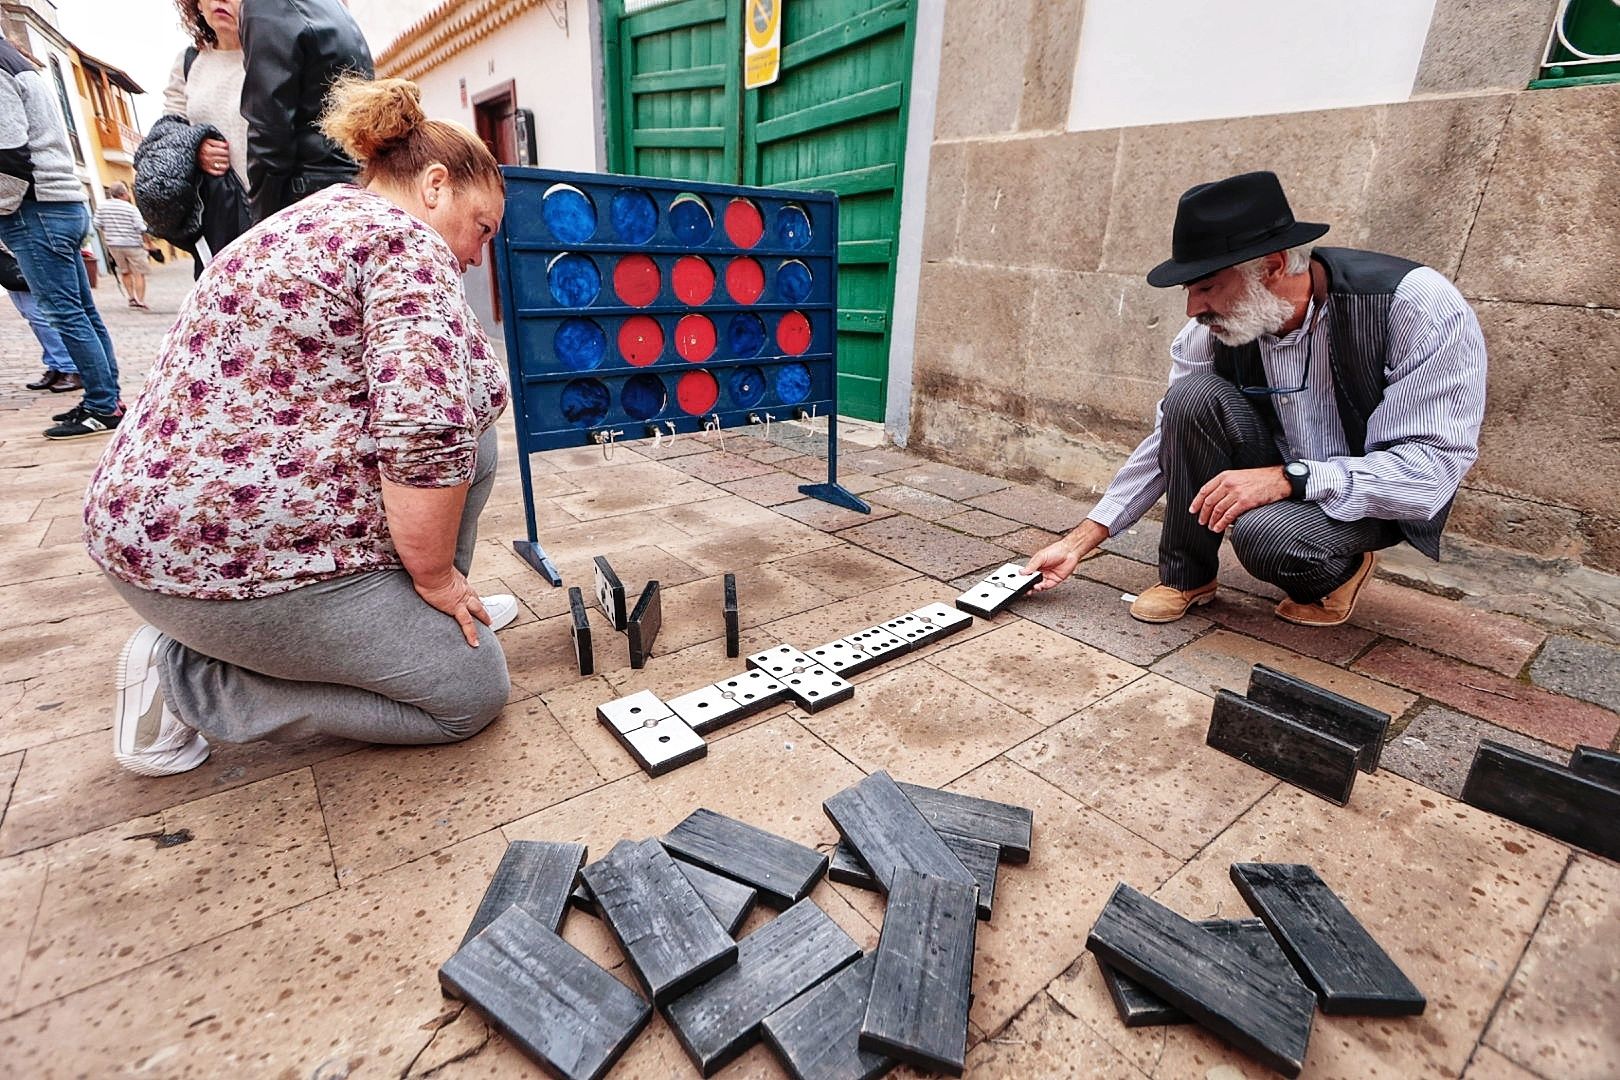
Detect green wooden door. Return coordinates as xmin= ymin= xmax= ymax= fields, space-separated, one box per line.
xmin=603 ymin=0 xmax=916 ymax=422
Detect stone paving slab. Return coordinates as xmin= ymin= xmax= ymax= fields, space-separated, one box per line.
xmin=1049 ymin=773 xmax=1571 ymax=1080
xmin=662 ymin=449 xmax=779 ymax=485
xmin=938 ymin=508 xmax=1021 ymax=538
xmin=1016 ymin=576 xmax=1212 ymax=667
xmin=1381 ymin=705 xmax=1565 ymax=800
xmin=864 ymin=482 xmax=965 ymax=521
xmin=1482 ymin=855 xmax=1620 ymax=1079
xmin=1355 ymin=641 xmax=1620 ymax=750
xmin=1201 ymin=586 xmax=1380 ymax=666
xmin=1352 ymin=580 xmax=1546 ymax=677
xmin=838 ymin=514 xmax=1015 ymax=581
xmin=927 ymin=619 xmax=1143 ymax=727
xmin=888 ymin=461 xmax=1012 ymax=502
xmin=717 ymin=470 xmax=813 ymax=506
xmin=1528 ymin=633 xmax=1620 ymax=713
xmin=965 ymin=483 xmax=1093 ymax=534
xmin=1008 ymin=673 xmax=1276 ymax=861
xmin=773 ymin=497 xmax=897 ymax=532
xmin=1152 ymin=629 xmax=1418 ymax=722
xmin=998 ymin=526 xmax=1062 ymax=556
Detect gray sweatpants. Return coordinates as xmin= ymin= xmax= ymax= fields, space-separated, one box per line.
xmin=107 ymin=429 xmax=510 ymax=746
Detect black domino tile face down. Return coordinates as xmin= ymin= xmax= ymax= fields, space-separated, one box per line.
xmin=664 ymin=898 xmax=863 ymax=1077
xmin=724 ymin=573 xmax=740 ymax=658
xmin=1462 ymin=740 xmax=1620 ymax=862
xmin=662 ymin=808 xmax=829 ymax=909
xmin=1097 ymin=918 xmax=1289 ymax=1027
xmin=595 ymin=556 xmax=627 ymax=631
xmin=830 ymin=834 xmax=997 ymax=919
xmin=628 ymin=580 xmax=662 ymax=669
xmin=858 ymin=868 xmax=977 ymax=1076
xmin=1206 ymin=689 xmax=1360 ymax=805
xmin=580 ymin=838 xmax=737 ymax=1004
xmin=458 ymin=840 xmax=587 ymax=949
xmin=1085 ymin=883 xmax=1316 ymax=1078
xmin=762 ymin=951 xmax=894 ymax=1080
xmin=571 ymin=856 xmax=758 ymax=936
xmin=823 ymin=772 xmax=977 ymax=899
xmin=439 ymin=906 xmax=651 ymax=1080
xmin=1569 ymin=745 xmax=1620 ymax=788
xmin=895 ymin=782 xmax=1034 ymax=865
xmin=568 ymin=586 xmax=594 ymax=676
xmin=1247 ymin=664 xmax=1389 ymax=774
xmin=1230 ymin=862 xmax=1425 ymax=1017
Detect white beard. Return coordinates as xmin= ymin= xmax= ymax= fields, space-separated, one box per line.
xmin=1200 ymin=267 xmax=1297 ymax=346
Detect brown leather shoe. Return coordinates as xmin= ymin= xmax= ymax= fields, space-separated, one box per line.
xmin=47 ymin=372 xmax=82 ymax=393
xmin=25 ymin=370 xmax=61 ymax=390
xmin=1275 ymin=552 xmax=1377 ymax=627
xmin=1129 ymin=580 xmax=1217 ymax=623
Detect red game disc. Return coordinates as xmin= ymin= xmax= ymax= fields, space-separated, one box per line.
xmin=672 ymin=256 xmax=715 ymax=305
xmin=776 ymin=310 xmax=812 ymax=356
xmin=675 ymin=314 xmax=716 ymax=362
xmin=612 ymin=254 xmax=661 ymax=307
xmin=676 ymin=370 xmax=720 ymax=415
xmin=617 ymin=315 xmax=663 ymax=366
xmin=725 ymin=257 xmax=765 ymax=304
xmin=724 ymin=198 xmax=764 ymax=248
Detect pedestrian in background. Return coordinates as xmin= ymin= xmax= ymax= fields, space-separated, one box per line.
xmin=1 ymin=241 xmax=79 ymax=392
xmin=239 ymin=0 xmax=373 ymax=222
xmin=93 ymin=182 xmax=152 ymax=310
xmin=0 ymin=35 xmax=123 ymax=440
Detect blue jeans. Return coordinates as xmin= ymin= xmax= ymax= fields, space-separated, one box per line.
xmin=0 ymin=201 xmax=119 ymax=412
xmin=7 ymin=288 xmax=74 ymax=372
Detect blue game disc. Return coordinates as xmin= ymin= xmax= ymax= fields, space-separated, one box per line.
xmin=553 ymin=317 xmax=607 ymax=371
xmin=547 ymin=253 xmax=601 ymax=307
xmin=669 ymin=193 xmax=715 ymax=244
xmin=726 ymin=313 xmax=766 ymax=358
xmin=560 ymin=378 xmax=611 ymax=427
xmin=775 ymin=362 xmax=812 ymax=405
xmin=776 ymin=205 xmax=812 ymax=249
xmin=611 ymin=189 xmax=658 ymax=244
xmin=622 ymin=373 xmax=666 ymax=420
xmin=542 ymin=184 xmax=596 ymax=244
xmin=776 ymin=260 xmax=813 ymax=304
xmin=729 ymin=366 xmax=767 ymax=409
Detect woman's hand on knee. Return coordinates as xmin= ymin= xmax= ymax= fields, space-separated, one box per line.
xmin=412 ymin=569 xmax=491 ymax=647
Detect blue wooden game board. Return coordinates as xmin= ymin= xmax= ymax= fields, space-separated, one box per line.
xmin=493 ymin=168 xmax=869 ymax=584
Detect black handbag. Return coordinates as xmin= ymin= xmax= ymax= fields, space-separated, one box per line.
xmin=0 ymin=248 xmax=28 ymax=292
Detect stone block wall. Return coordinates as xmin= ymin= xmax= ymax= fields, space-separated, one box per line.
xmin=908 ymin=0 xmax=1620 ymax=571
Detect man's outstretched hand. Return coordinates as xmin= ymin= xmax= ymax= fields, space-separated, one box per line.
xmin=1190 ymin=466 xmax=1291 ymax=533
xmin=1022 ymin=519 xmax=1110 ymax=593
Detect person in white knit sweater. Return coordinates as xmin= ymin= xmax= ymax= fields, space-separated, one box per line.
xmin=163 ymin=0 xmax=250 ymax=269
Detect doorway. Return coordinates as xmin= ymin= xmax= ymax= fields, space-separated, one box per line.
xmin=474 ymin=81 xmax=519 ymax=323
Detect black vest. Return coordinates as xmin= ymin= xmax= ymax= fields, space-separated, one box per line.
xmin=1210 ymin=246 xmax=1448 ymax=559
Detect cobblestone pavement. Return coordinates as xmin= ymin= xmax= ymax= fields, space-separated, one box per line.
xmin=0 ymin=257 xmax=1615 ymax=1078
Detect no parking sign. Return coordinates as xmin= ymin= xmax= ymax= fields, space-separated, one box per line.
xmin=744 ymin=0 xmax=782 ymax=89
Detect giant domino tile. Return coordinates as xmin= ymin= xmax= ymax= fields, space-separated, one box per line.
xmin=596 ymin=565 xmax=1042 ymax=776
xmin=492 ymin=168 xmax=869 ymax=584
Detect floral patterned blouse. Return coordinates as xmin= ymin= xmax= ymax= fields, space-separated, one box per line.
xmin=84 ymin=185 xmax=508 ymax=600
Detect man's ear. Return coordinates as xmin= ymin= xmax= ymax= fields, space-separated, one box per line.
xmin=1261 ymin=251 xmax=1288 ymax=282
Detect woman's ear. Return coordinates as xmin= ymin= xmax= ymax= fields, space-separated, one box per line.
xmin=421 ymin=163 xmax=451 ymax=209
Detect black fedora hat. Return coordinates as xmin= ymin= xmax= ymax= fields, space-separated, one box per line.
xmin=1146 ymin=171 xmax=1329 ymax=288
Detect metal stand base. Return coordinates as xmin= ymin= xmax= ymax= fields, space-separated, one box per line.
xmin=798 ymin=482 xmax=870 ymax=513
xmin=513 ymin=540 xmax=563 ymax=586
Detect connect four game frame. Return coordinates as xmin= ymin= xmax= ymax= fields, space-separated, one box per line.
xmin=492 ymin=167 xmax=870 ymax=584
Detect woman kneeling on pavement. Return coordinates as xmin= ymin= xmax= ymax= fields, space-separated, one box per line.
xmin=84 ymin=78 xmax=519 ymax=776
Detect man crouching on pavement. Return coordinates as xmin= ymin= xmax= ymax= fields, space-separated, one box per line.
xmin=1023 ymin=170 xmax=1487 ymax=627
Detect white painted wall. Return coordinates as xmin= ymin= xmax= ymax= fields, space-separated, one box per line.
xmin=388 ymin=1 xmax=602 ymax=328
xmin=1067 ymin=0 xmax=1441 ymax=131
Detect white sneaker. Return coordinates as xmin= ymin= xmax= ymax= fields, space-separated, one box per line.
xmin=482 ymin=593 xmax=520 ymax=633
xmin=113 ymin=625 xmax=211 ymax=777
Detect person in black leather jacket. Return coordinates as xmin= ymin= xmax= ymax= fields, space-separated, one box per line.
xmin=238 ymin=0 xmax=373 ymax=222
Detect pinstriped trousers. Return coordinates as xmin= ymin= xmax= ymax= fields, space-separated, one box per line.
xmin=1158 ymin=373 xmax=1402 ymax=603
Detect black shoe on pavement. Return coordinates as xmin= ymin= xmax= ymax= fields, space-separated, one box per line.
xmin=48 ymin=373 xmax=83 ymax=393
xmin=25 ymin=370 xmax=63 ymax=390
xmin=52 ymin=403 xmax=87 ymax=423
xmin=44 ymin=409 xmax=121 ymax=440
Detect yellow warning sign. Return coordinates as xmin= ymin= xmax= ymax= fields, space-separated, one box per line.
xmin=744 ymin=0 xmax=782 ymax=90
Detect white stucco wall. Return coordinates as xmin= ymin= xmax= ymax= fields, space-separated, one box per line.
xmin=1067 ymin=0 xmax=1442 ymax=131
